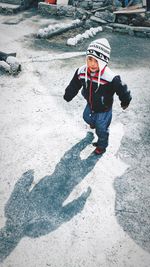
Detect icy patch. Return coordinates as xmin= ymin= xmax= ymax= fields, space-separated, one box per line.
xmin=22 ymin=52 xmax=86 ymax=63
xmin=67 ymin=26 xmax=103 ymax=46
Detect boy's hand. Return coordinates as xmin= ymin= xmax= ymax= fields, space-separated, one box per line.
xmin=122 ymin=105 xmax=129 ymax=110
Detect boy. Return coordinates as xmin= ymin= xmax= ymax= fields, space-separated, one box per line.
xmin=63 ymin=38 xmax=132 ymax=155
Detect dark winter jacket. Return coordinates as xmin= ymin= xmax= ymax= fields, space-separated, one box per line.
xmin=64 ymin=65 xmax=132 ymax=113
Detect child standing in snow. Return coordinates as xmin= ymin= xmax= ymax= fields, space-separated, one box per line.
xmin=63 ymin=38 xmax=132 ymax=155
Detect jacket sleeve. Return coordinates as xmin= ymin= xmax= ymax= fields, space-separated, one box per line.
xmin=63 ymin=69 xmax=82 ymax=102
xmin=113 ymin=75 xmax=132 ymax=107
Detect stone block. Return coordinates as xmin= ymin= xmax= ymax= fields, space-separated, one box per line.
xmin=114 ymin=27 xmax=128 ymax=33
xmin=93 ymin=2 xmax=104 ymax=9
xmin=117 ymin=15 xmax=129 ymax=24
xmin=79 ymin=1 xmax=93 ymax=10
xmin=103 ymin=25 xmax=113 ymax=32
xmin=95 ymin=10 xmax=116 ymax=22
xmin=90 ymin=15 xmax=107 ymax=24
xmin=132 ymin=26 xmax=150 ymax=33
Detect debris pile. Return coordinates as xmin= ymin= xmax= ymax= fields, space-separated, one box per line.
xmin=38 ymin=0 xmax=150 ymax=34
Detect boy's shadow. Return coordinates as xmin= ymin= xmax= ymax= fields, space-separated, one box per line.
xmin=0 ymin=132 xmax=100 ymax=262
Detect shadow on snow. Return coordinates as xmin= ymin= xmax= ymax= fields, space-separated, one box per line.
xmin=0 ymin=132 xmax=100 ymax=262
xmin=114 ymin=139 xmax=150 ymax=253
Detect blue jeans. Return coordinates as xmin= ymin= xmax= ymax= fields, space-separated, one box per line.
xmin=83 ymin=104 xmax=112 ymax=149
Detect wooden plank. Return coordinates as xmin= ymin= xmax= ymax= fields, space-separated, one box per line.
xmin=113 ymin=8 xmax=146 ymax=14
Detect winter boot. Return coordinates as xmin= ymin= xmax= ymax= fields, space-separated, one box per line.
xmin=94 ymin=147 xmax=106 ymax=155
xmin=90 ymin=124 xmax=95 ymax=129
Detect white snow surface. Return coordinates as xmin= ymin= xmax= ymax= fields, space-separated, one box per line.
xmin=0 ymin=10 xmax=150 ymax=267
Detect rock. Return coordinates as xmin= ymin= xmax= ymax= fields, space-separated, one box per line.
xmin=114 ymin=0 xmax=122 ymax=8
xmin=142 ymin=12 xmax=150 ymax=26
xmin=131 ymin=14 xmax=145 ymax=26
xmin=109 ymin=23 xmax=150 ymax=38
xmin=68 ymin=0 xmax=74 ymax=5
xmin=6 ymin=56 xmax=21 ymax=75
xmin=57 ymin=5 xmax=76 ymax=16
xmin=84 ymin=19 xmax=93 ymax=28
xmin=117 ymin=15 xmax=129 ymax=25
xmin=132 ymin=26 xmax=150 ymax=33
xmin=103 ymin=25 xmax=113 ymax=32
xmin=0 ymin=60 xmax=10 ymax=73
xmin=38 ymin=3 xmax=57 ymax=16
xmin=0 ymin=53 xmax=21 ymax=75
xmin=95 ymin=10 xmax=116 ymax=22
xmin=109 ymin=23 xmax=131 ymax=29
xmin=92 ymin=1 xmax=105 ymax=10
xmin=90 ymin=15 xmax=108 ymax=24
xmin=79 ymin=1 xmax=93 ymax=10
xmin=75 ymin=8 xmax=91 ymax=20
xmin=75 ymin=8 xmax=86 ymax=19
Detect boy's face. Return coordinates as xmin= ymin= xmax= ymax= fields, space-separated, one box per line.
xmin=87 ymin=56 xmax=99 ymax=73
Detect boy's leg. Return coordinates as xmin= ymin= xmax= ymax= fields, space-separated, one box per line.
xmin=95 ymin=109 xmax=112 ymax=150
xmin=83 ymin=104 xmax=95 ymax=127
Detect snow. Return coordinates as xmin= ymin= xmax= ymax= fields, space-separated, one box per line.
xmin=37 ymin=19 xmax=81 ymax=38
xmin=0 ymin=9 xmax=150 ymax=267
xmin=67 ymin=26 xmax=103 ymax=46
xmin=6 ymin=56 xmax=20 ymax=74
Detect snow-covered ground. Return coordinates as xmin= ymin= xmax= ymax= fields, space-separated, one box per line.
xmin=0 ymin=8 xmax=150 ymax=267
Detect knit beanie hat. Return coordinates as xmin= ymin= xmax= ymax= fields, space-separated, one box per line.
xmin=86 ymin=38 xmax=111 ymax=88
